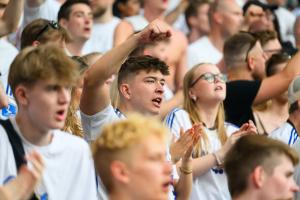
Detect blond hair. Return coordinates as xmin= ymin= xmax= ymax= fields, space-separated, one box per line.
xmin=9 ymin=44 xmax=79 ymax=101
xmin=92 ymin=113 xmax=168 ymax=192
xmin=183 ymin=64 xmax=227 ymax=157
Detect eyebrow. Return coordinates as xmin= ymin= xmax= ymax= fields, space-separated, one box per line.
xmin=144 ymin=76 xmax=165 ymax=82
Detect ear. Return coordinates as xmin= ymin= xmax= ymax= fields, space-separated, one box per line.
xmin=119 ymin=83 xmax=131 ymax=100
xmin=188 ymin=16 xmax=197 ymax=28
xmin=14 ymin=85 xmax=29 ymax=106
xmin=58 ymin=19 xmax=68 ymax=29
xmin=251 ymin=166 xmax=265 ymax=188
xmin=110 ymin=160 xmax=130 ymax=184
xmin=213 ymin=11 xmax=223 ymax=25
xmin=247 ymin=56 xmax=255 ymax=71
xmin=188 ymin=89 xmax=195 ymax=99
xmin=32 ymin=40 xmax=40 ymax=47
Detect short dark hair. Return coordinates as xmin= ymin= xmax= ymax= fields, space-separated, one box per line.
xmin=252 ymin=30 xmax=278 ymax=47
xmin=58 ymin=0 xmax=90 ymax=21
xmin=224 ymin=135 xmax=299 ymax=198
xmin=118 ymin=55 xmax=170 ymax=87
xmin=21 ymin=19 xmax=69 ymax=49
xmin=185 ymin=0 xmax=210 ymax=29
xmin=266 ymin=52 xmax=290 ymax=76
xmin=223 ymin=32 xmax=257 ymax=69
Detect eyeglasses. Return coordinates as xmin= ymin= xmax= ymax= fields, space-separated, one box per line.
xmin=190 ymin=72 xmax=227 ymax=86
xmin=34 ymin=20 xmax=60 ymax=41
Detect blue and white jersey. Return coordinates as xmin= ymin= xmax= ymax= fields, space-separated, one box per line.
xmin=165 ymin=108 xmax=238 ymax=200
xmin=269 ymin=122 xmax=298 ymax=146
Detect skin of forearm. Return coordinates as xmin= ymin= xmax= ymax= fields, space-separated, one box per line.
xmin=0 ymin=0 xmax=24 ymax=36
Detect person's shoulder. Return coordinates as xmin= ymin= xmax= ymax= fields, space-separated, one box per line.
xmin=165 ymin=108 xmax=189 ymax=126
xmin=54 ymin=130 xmax=89 ymax=150
xmin=188 ymin=36 xmax=208 ymax=49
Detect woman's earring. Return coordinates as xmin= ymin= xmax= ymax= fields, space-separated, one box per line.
xmin=192 ymin=96 xmax=197 ymax=101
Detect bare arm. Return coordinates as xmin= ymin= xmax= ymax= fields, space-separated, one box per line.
xmin=165 ymin=0 xmax=189 ymax=26
xmin=113 ymin=20 xmax=135 ymax=47
xmin=80 ymin=19 xmax=172 ymax=115
xmin=174 ymin=32 xmax=188 ymax=90
xmin=253 ymin=51 xmax=300 ymax=105
xmin=0 ymin=0 xmax=24 ymax=37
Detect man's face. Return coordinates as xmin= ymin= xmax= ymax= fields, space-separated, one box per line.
xmin=194 ymin=3 xmax=210 ymax=35
xmin=244 ymin=5 xmax=266 ymax=26
xmin=248 ymin=41 xmax=268 ymax=80
xmin=61 ymin=3 xmax=93 ymax=42
xmin=144 ymin=0 xmax=168 ymax=13
xmin=89 ymin=0 xmax=114 ymax=18
xmin=263 ymin=38 xmax=282 ymax=60
xmin=124 ymin=70 xmax=165 ymax=115
xmin=126 ymin=135 xmax=172 ymax=199
xmin=19 ymin=79 xmax=71 ymax=131
xmin=220 ymin=0 xmax=243 ymax=38
xmin=261 ymin=155 xmax=299 ymax=199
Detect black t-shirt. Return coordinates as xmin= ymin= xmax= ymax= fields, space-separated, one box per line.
xmin=224 ymin=80 xmax=261 ymax=127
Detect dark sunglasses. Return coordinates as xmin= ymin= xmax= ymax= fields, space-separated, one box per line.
xmin=35 ymin=20 xmax=60 ymax=41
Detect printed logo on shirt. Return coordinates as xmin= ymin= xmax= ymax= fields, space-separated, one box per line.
xmin=1 ymin=85 xmax=17 ymax=119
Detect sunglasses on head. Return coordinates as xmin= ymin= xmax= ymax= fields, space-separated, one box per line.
xmin=35 ymin=20 xmax=60 ymax=41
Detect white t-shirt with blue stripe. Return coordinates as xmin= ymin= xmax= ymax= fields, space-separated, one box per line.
xmin=269 ymin=122 xmax=298 ymax=146
xmin=165 ymin=108 xmax=238 ymax=200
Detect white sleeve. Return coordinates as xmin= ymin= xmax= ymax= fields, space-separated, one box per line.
xmin=164 ymin=108 xmax=192 ymax=139
xmin=80 ymin=105 xmax=119 ymax=142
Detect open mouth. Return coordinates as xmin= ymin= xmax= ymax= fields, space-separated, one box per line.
xmin=56 ymin=109 xmax=66 ymax=121
xmin=152 ymin=97 xmax=162 ymax=107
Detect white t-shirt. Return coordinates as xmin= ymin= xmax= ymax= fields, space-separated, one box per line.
xmin=82 ymin=17 xmax=120 ymax=54
xmin=165 ymin=108 xmax=238 ymax=200
xmin=0 ymin=118 xmax=98 ymax=200
xmin=125 ymin=15 xmax=149 ymax=32
xmin=187 ymin=36 xmax=222 ymax=68
xmin=10 ymin=0 xmax=61 ymax=49
xmin=81 ymin=105 xmax=178 ymax=200
xmin=269 ymin=122 xmax=298 ymax=146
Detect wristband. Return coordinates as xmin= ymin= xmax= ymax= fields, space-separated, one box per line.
xmin=179 ymin=167 xmax=192 ymax=175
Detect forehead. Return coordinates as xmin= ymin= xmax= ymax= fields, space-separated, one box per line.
xmin=134 ymin=135 xmax=165 ymax=156
xmin=264 ymin=39 xmax=281 ymax=49
xmin=134 ymin=70 xmax=165 ymax=79
xmin=0 ymin=0 xmax=8 ymax=4
xmin=70 ymin=3 xmax=92 ymax=13
xmin=194 ymin=64 xmax=220 ymax=76
xmin=246 ymin=5 xmax=264 ymax=13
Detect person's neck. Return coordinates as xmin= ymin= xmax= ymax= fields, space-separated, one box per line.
xmin=195 ymin=101 xmax=219 ymax=128
xmin=227 ymin=68 xmax=254 ymax=81
xmin=109 ymin=191 xmax=133 ymax=200
xmin=66 ymin=40 xmax=86 ymax=56
xmin=233 ymin=192 xmax=259 ymax=200
xmin=94 ymin=6 xmax=113 ymax=24
xmin=15 ymin=113 xmax=53 ymax=146
xmin=188 ymin=29 xmax=206 ymax=44
xmin=143 ymin=6 xmax=165 ymax=22
xmin=208 ymin=25 xmax=225 ymax=52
